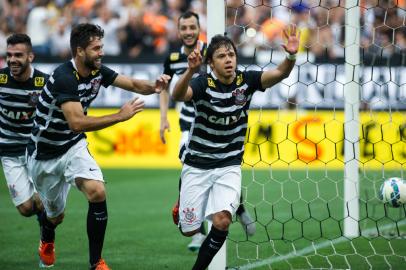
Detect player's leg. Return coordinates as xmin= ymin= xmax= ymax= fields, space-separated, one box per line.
xmin=1 ymin=156 xmax=43 ymax=217
xmin=236 ymin=194 xmax=256 ymax=236
xmin=27 ymin=154 xmax=70 ymax=268
xmin=67 ymin=139 xmax=110 ymax=270
xmin=76 ymin=178 xmax=109 ymax=270
xmin=192 ymin=165 xmax=241 ymax=270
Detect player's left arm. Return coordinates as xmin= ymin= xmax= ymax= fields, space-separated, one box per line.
xmin=261 ymin=24 xmax=300 ymax=89
xmin=112 ymin=74 xmax=171 ymax=95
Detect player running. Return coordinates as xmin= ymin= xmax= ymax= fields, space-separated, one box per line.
xmin=171 ymin=25 xmax=299 ymax=269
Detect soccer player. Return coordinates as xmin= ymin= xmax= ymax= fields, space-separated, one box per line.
xmin=160 ymin=11 xmax=256 ymax=252
xmin=26 ymin=23 xmax=170 ymax=270
xmin=171 ymin=25 xmax=299 ymax=269
xmin=0 ymin=34 xmax=48 ymax=223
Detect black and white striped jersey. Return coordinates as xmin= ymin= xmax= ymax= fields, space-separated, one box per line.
xmin=163 ymin=41 xmax=206 ymax=132
xmin=180 ymin=70 xmax=264 ymax=169
xmin=27 ymin=60 xmax=118 ymax=160
xmin=0 ymin=67 xmax=49 ymax=157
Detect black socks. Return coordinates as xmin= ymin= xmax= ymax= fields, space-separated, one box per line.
xmin=87 ymin=200 xmax=108 ymax=266
xmin=192 ymin=226 xmax=228 ymax=270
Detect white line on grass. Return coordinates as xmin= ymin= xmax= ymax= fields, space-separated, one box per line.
xmin=235 ymin=220 xmax=406 ymax=270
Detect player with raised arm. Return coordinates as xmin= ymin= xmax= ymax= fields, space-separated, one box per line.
xmin=160 ymin=11 xmax=256 ymax=251
xmin=0 ymin=34 xmax=48 ymax=226
xmin=171 ymin=25 xmax=299 ymax=269
xmin=26 ymin=23 xmax=170 ymax=270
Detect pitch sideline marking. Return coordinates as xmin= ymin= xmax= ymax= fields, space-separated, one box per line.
xmin=235 ymin=220 xmax=406 ymax=270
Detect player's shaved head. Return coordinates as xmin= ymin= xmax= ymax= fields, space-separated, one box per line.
xmin=70 ymin=23 xmax=104 ymax=57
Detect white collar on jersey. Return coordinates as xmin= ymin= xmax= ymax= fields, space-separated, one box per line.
xmin=10 ymin=64 xmax=34 ymax=78
xmin=70 ymin=59 xmax=78 ymax=72
xmin=181 ymin=40 xmax=204 ymax=55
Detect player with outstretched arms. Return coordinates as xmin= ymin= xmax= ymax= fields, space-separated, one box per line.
xmin=26 ymin=23 xmax=170 ymax=270
xmin=171 ymin=25 xmax=299 ymax=269
xmin=160 ymin=11 xmax=257 ymax=252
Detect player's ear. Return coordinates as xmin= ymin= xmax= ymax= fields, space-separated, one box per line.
xmin=28 ymin=51 xmax=34 ymax=63
xmin=77 ymin=47 xmax=84 ymax=57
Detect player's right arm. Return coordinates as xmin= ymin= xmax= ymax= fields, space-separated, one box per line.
xmin=61 ymin=98 xmax=144 ymax=133
xmin=172 ymin=45 xmax=202 ymax=101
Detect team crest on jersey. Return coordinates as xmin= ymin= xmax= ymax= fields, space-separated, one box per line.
xmin=34 ymin=77 xmax=45 ymax=87
xmin=28 ymin=92 xmax=41 ymax=107
xmin=0 ymin=74 xmax=7 ymax=84
xmin=183 ymin=208 xmax=196 ymax=224
xmin=232 ymin=88 xmax=247 ymax=105
xmin=91 ymin=78 xmax=101 ymax=94
xmin=91 ymin=70 xmax=99 ymax=76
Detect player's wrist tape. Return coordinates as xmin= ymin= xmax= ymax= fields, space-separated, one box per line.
xmin=286 ymin=52 xmax=297 ymax=61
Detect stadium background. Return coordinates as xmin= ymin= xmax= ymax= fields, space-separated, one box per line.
xmin=0 ymin=0 xmax=406 ymax=269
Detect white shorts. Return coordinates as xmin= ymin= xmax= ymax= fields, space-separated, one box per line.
xmin=179 ymin=164 xmax=241 ymax=233
xmin=27 ymin=139 xmax=104 ymax=218
xmin=1 ymin=155 xmax=35 ymax=206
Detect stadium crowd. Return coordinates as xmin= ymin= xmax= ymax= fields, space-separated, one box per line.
xmin=0 ymin=0 xmax=405 ymax=62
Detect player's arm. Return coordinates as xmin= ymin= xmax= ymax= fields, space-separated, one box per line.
xmin=61 ymin=98 xmax=144 ymax=133
xmin=112 ymin=74 xmax=171 ymax=95
xmin=261 ymin=24 xmax=300 ymax=89
xmin=159 ymin=88 xmax=170 ymax=144
xmin=172 ymin=44 xmax=202 ymax=101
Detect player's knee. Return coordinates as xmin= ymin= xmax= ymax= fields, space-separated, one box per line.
xmin=212 ymin=211 xmax=232 ymax=230
xmin=86 ymin=183 xmax=106 ymax=202
xmin=16 ymin=201 xmax=35 ymax=217
xmin=180 ymin=228 xmax=200 ymax=237
xmin=49 ymin=213 xmax=65 ymax=225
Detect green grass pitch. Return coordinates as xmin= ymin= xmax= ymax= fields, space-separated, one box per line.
xmin=0 ymin=169 xmax=405 ymax=270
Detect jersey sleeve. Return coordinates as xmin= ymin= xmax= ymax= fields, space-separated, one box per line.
xmin=190 ymin=75 xmax=207 ymax=101
xmin=52 ymin=73 xmax=80 ymax=106
xmin=100 ymin=65 xmax=119 ymax=87
xmin=245 ymin=70 xmax=265 ymax=92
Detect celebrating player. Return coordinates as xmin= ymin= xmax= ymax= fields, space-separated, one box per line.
xmin=0 ymin=34 xmax=48 ymax=227
xmin=26 ymin=23 xmax=170 ymax=270
xmin=160 ymin=11 xmax=256 ymax=251
xmin=171 ymin=25 xmax=300 ymax=269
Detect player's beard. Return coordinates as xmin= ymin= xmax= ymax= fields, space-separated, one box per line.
xmin=84 ymin=55 xmax=102 ymax=70
xmin=183 ymin=36 xmax=198 ymax=50
xmin=8 ymin=59 xmax=29 ymax=77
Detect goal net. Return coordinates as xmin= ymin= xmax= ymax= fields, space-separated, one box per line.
xmin=205 ymin=0 xmax=406 ymax=269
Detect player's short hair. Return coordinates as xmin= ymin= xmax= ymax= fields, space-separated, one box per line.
xmin=6 ymin=33 xmax=32 ymax=51
xmin=205 ymin=34 xmax=238 ymax=64
xmin=70 ymin=23 xmax=104 ymax=57
xmin=178 ymin=11 xmax=200 ymax=28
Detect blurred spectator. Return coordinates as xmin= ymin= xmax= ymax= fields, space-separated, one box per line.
xmin=50 ymin=17 xmax=71 ymax=58
xmin=142 ymin=0 xmax=170 ymax=55
xmin=120 ymin=10 xmax=154 ymax=58
xmin=290 ymin=1 xmax=313 ymax=53
xmin=91 ymin=2 xmax=123 ymax=56
xmin=26 ymin=0 xmax=55 ymax=55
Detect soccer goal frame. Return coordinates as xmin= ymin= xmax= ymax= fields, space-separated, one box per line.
xmin=206 ymin=0 xmax=362 ymax=269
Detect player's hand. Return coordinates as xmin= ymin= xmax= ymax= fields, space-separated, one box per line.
xmin=155 ymin=74 xmax=171 ymax=94
xmin=118 ymin=97 xmax=145 ymax=121
xmin=160 ymin=118 xmax=170 ymax=144
xmin=281 ymin=24 xmax=300 ymax=55
xmin=187 ymin=42 xmax=203 ymax=72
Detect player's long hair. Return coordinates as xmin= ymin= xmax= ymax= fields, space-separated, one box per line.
xmin=7 ymin=33 xmax=32 ymax=51
xmin=205 ymin=34 xmax=238 ymax=65
xmin=70 ymin=23 xmax=104 ymax=57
